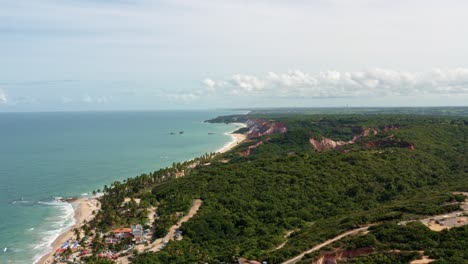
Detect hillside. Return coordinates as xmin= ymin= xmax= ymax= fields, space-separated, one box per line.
xmin=84 ymin=113 xmax=467 ymax=264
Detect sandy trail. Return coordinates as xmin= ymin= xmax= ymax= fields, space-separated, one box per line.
xmin=281 ymin=226 xmax=370 ymax=264
xmin=276 ymin=230 xmax=295 ymax=250
xmin=149 ymin=199 xmax=202 ymax=252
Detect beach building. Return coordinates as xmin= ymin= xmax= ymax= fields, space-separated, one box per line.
xmin=175 ymin=229 xmax=183 ymax=240
xmin=105 ymin=237 xmax=119 ymax=244
xmin=113 ymin=228 xmax=132 ymax=239
xmin=131 ymin=224 xmax=144 ymax=242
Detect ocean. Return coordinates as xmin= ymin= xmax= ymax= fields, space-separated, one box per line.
xmin=0 ymin=110 xmax=241 ymax=263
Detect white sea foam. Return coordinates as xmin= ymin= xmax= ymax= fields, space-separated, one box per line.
xmin=32 ymin=198 xmax=76 ymax=264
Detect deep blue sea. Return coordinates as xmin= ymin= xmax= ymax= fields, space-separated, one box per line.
xmin=0 ymin=110 xmax=241 ymax=263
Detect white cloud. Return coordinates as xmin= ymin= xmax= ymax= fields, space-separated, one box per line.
xmin=202 ymin=78 xmax=217 ymax=93
xmin=0 ymin=89 xmax=8 ymax=104
xmin=203 ymin=68 xmax=468 ymax=98
xmin=229 ymin=74 xmax=266 ymax=92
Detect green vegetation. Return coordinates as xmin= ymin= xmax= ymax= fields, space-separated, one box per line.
xmin=329 ymin=222 xmax=468 ymax=264
xmin=85 ymin=113 xmax=467 ymax=263
xmin=82 ymin=256 xmax=115 ymax=264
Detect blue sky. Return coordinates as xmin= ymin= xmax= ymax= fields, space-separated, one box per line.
xmin=1 ymin=0 xmax=468 ymax=111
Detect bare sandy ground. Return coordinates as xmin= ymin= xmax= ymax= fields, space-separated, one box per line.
xmin=410 ymin=255 xmax=435 ymax=264
xmin=37 ymin=197 xmax=100 ymax=264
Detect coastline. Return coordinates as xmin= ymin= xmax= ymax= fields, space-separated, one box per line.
xmin=36 ymin=197 xmax=100 ymax=264
xmin=217 ymin=123 xmax=248 ymax=153
xmin=35 ymin=122 xmax=246 ymax=263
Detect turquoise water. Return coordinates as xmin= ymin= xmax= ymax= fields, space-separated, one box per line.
xmin=0 ymin=110 xmax=240 ymax=263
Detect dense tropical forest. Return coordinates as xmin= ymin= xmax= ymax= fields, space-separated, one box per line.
xmin=84 ymin=109 xmax=467 ymax=264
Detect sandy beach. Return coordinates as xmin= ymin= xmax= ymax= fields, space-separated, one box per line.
xmin=36 ymin=197 xmax=100 ymax=264
xmin=217 ymin=123 xmax=247 ymax=153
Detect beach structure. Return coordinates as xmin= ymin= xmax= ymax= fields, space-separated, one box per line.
xmin=175 ymin=229 xmax=183 ymax=240
xmin=105 ymin=237 xmax=119 ymax=244
xmin=132 ymin=224 xmax=144 ymax=242
xmin=113 ymin=228 xmax=132 ymax=239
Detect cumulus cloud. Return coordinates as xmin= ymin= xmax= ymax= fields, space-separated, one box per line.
xmin=202 ymin=78 xmax=217 ymax=92
xmin=0 ymin=89 xmax=7 ymax=104
xmin=202 ymin=68 xmax=468 ymax=98
xmin=229 ymin=74 xmax=266 ymax=93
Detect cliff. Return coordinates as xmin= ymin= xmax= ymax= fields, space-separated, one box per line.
xmin=309 ymin=125 xmax=413 ymax=151
xmin=245 ymin=119 xmax=288 ymax=139
xmin=234 ymin=119 xmax=287 ymax=156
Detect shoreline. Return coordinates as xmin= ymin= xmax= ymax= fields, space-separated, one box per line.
xmin=36 ymin=197 xmax=100 ymax=264
xmin=36 ymin=122 xmax=246 ymax=263
xmin=217 ymin=123 xmax=248 ymax=153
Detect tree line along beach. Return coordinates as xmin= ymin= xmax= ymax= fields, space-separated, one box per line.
xmin=35 ymin=122 xmax=247 ymax=264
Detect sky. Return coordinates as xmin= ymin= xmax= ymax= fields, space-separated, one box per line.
xmin=1 ymin=0 xmax=468 ymax=111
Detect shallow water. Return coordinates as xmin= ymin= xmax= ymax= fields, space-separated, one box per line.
xmin=0 ymin=110 xmax=239 ymax=263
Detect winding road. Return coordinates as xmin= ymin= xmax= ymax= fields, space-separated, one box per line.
xmin=149 ymin=199 xmax=202 ymax=252
xmin=281 ymin=226 xmax=370 ymax=264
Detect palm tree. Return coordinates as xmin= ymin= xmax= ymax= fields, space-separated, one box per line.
xmin=73 ymin=228 xmax=81 ymax=241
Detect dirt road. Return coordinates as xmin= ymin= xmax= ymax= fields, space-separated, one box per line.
xmin=149 ymin=199 xmax=202 ymax=252
xmin=281 ymin=226 xmax=370 ymax=264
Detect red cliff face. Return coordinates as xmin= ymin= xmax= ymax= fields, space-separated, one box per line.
xmin=310 ymin=137 xmax=353 ymax=151
xmin=245 ymin=119 xmax=287 ymax=139
xmin=310 ymin=125 xmax=403 ymax=151
xmin=235 ymin=119 xmax=286 ymax=157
